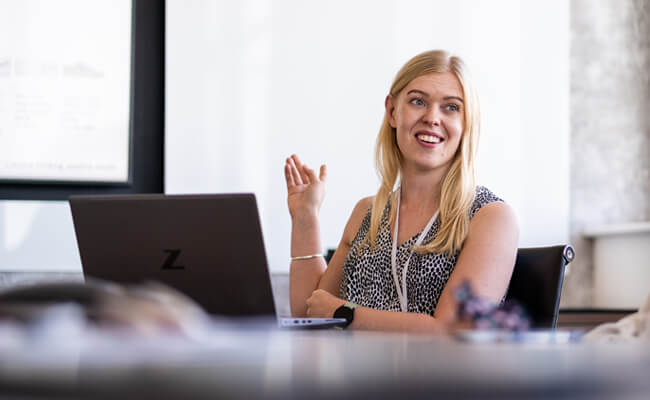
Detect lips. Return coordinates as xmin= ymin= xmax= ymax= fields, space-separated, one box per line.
xmin=415 ymin=131 xmax=444 ymax=146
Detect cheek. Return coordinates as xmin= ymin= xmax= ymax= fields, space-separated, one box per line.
xmin=395 ymin=106 xmax=417 ymax=127
xmin=444 ymin=119 xmax=463 ymax=156
xmin=448 ymin=117 xmax=464 ymax=142
xmin=451 ymin=114 xmax=464 ymax=132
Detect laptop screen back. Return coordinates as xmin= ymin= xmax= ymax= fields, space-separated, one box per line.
xmin=69 ymin=193 xmax=277 ymax=317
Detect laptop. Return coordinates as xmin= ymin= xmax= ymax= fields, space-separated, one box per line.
xmin=69 ymin=193 xmax=346 ymax=329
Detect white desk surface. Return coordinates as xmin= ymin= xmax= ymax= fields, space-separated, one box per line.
xmin=0 ymin=321 xmax=648 ymax=400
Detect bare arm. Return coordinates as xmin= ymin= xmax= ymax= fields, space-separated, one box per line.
xmin=305 ymin=201 xmax=519 ymax=332
xmin=285 ymin=154 xmax=371 ymax=317
xmin=432 ymin=201 xmax=519 ymax=324
xmin=305 ymin=289 xmax=446 ymax=333
xmin=289 ymin=212 xmax=327 ymax=317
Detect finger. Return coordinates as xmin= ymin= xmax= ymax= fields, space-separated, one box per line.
xmin=319 ymin=164 xmax=327 ymax=182
xmin=306 ymin=307 xmax=312 ymax=317
xmin=291 ymin=155 xmax=310 ymax=185
xmin=289 ymin=157 xmax=303 ymax=185
xmin=301 ymin=164 xmax=312 ymax=185
xmin=304 ymin=164 xmax=318 ymax=184
xmin=284 ymin=161 xmax=295 ymax=187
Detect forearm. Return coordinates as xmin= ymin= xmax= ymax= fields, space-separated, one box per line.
xmin=349 ymin=307 xmax=448 ymax=334
xmin=289 ymin=214 xmax=326 ymax=316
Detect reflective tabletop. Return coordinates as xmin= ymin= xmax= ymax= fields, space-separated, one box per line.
xmin=1 ymin=320 xmax=648 ymax=400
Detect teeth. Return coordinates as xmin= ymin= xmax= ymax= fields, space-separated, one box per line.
xmin=418 ymin=134 xmax=441 ymax=143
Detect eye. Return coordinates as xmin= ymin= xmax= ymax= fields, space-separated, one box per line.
xmin=445 ymin=103 xmax=461 ymax=112
xmin=409 ymin=98 xmax=426 ymax=107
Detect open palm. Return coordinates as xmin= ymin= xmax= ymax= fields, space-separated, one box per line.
xmin=284 ymin=154 xmax=327 ymax=220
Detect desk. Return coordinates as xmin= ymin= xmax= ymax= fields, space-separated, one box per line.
xmin=558 ymin=309 xmax=636 ymax=331
xmin=0 ymin=323 xmax=649 ymax=400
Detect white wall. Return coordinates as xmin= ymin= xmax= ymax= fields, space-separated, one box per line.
xmin=0 ymin=0 xmax=570 ymax=273
xmin=166 ymin=0 xmax=570 ymax=273
xmin=0 ymin=201 xmax=81 ymax=271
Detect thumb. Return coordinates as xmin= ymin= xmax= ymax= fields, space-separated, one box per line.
xmin=319 ymin=165 xmax=327 ymax=182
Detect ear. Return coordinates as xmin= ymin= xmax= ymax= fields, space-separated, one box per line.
xmin=385 ymin=94 xmax=397 ymax=128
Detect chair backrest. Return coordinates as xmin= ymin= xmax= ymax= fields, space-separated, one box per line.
xmin=505 ymin=245 xmax=575 ymax=329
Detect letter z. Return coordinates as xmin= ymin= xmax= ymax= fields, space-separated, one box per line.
xmin=161 ymin=249 xmax=185 ymax=270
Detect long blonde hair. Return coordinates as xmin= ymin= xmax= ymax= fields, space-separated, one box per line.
xmin=369 ymin=50 xmax=480 ymax=257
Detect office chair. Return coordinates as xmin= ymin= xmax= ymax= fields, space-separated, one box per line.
xmin=325 ymin=245 xmax=574 ymax=329
xmin=505 ymin=245 xmax=575 ymax=329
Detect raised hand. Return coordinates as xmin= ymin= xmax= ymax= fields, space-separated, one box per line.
xmin=284 ymin=154 xmax=327 ymax=221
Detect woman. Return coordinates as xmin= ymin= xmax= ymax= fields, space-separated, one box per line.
xmin=284 ymin=50 xmax=518 ymax=333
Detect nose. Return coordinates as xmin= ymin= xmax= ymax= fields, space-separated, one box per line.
xmin=422 ymin=105 xmax=441 ymax=126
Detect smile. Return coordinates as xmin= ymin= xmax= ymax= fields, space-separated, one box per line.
xmin=418 ymin=134 xmax=442 ymax=143
xmin=415 ymin=132 xmax=444 ymax=145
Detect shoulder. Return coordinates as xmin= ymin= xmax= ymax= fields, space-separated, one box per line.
xmin=342 ymin=196 xmax=374 ymax=245
xmin=353 ymin=196 xmax=374 ymax=212
xmin=471 ymin=201 xmax=517 ymax=226
xmin=468 ymin=186 xmax=517 ymax=237
xmin=468 ymin=197 xmax=518 ymax=240
xmin=469 ymin=186 xmax=504 ymax=219
xmin=350 ymin=196 xmax=374 ymax=226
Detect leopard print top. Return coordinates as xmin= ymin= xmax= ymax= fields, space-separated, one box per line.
xmin=340 ymin=186 xmax=503 ymax=315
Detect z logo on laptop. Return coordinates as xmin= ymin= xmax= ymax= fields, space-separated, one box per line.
xmin=161 ymin=249 xmax=185 ymax=270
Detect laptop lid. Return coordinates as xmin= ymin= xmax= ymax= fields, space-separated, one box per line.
xmin=69 ymin=193 xmax=277 ymax=318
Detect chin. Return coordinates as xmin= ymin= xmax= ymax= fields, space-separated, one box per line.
xmin=413 ymin=161 xmax=445 ymax=172
xmin=410 ymin=156 xmax=453 ymax=172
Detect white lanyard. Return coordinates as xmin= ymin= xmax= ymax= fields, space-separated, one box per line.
xmin=391 ymin=188 xmax=439 ymax=312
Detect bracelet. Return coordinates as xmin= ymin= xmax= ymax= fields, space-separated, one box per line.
xmin=291 ymin=253 xmax=324 ymax=261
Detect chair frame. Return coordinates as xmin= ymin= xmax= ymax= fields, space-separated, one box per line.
xmin=505 ymin=245 xmax=575 ymax=329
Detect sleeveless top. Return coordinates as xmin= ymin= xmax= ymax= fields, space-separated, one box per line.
xmin=340 ymin=186 xmax=503 ymax=315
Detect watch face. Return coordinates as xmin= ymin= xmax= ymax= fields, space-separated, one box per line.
xmin=334 ymin=304 xmax=354 ymax=327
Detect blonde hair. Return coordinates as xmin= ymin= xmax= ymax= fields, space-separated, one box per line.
xmin=368 ymin=50 xmax=480 ymax=257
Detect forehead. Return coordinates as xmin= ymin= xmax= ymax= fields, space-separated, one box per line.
xmin=403 ymin=72 xmax=463 ymax=98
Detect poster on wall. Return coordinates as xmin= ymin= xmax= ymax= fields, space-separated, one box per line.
xmin=0 ymin=0 xmax=132 ymax=184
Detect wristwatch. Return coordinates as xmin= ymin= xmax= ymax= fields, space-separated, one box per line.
xmin=333 ymin=301 xmax=358 ymax=329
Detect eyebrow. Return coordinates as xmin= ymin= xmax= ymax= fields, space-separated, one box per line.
xmin=406 ymin=89 xmax=464 ymax=103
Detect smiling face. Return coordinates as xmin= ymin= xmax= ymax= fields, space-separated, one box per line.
xmin=386 ymin=72 xmax=465 ymax=176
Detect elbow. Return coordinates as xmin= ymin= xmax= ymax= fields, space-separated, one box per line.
xmin=418 ymin=313 xmax=450 ymax=335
